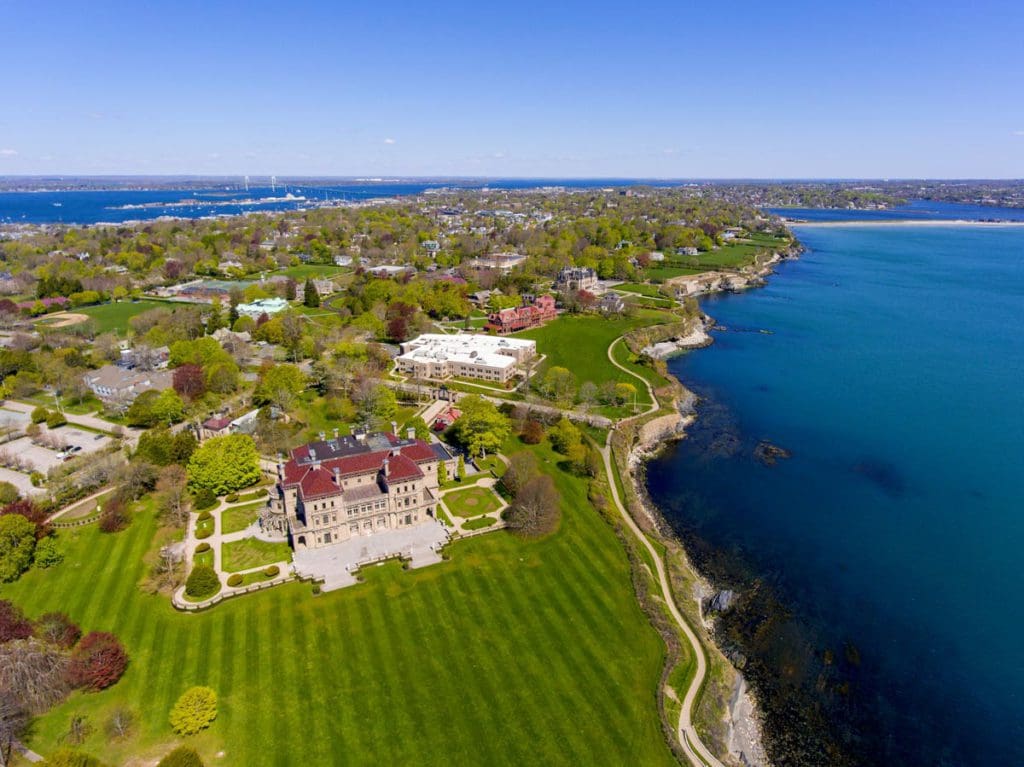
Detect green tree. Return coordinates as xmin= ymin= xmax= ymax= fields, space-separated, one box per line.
xmin=169 ymin=686 xmax=218 ymax=736
xmin=152 ymin=389 xmax=185 ymax=425
xmin=402 ymin=416 xmax=430 ymax=441
xmin=0 ymin=513 xmax=36 ymax=582
xmin=541 ymin=366 xmax=577 ymax=406
xmin=39 ymin=748 xmax=106 ymax=767
xmin=547 ymin=418 xmax=582 ymax=454
xmin=303 ymin=278 xmax=320 ymax=308
xmin=253 ymin=363 xmax=306 ymax=410
xmin=437 ymin=460 xmax=447 ymax=485
xmin=184 ymin=565 xmax=220 ymax=599
xmin=450 ymin=395 xmax=510 ymax=458
xmin=187 ymin=435 xmax=261 ymax=494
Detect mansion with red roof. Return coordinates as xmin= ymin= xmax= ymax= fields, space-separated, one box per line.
xmin=485 ymin=294 xmax=556 ymax=334
xmin=263 ymin=429 xmax=458 ymax=550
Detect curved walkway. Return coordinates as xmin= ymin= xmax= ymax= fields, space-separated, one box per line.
xmin=604 ymin=337 xmax=723 ymax=767
xmin=606 ymin=338 xmax=660 ymax=418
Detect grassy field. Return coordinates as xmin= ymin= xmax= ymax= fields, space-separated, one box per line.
xmin=221 ymin=502 xmax=264 ymax=535
xmin=462 ymin=516 xmax=496 ymax=530
xmin=273 ymin=264 xmax=350 ymax=280
xmin=615 ymin=282 xmax=670 ymax=299
xmin=0 ymin=437 xmax=677 ymax=766
xmin=648 ymin=234 xmax=790 ymax=276
xmin=514 ymin=310 xmax=673 ymax=405
xmin=442 ymin=486 xmax=502 ymax=518
xmin=221 ymin=537 xmax=291 ymax=572
xmin=54 ymin=300 xmax=181 ymax=335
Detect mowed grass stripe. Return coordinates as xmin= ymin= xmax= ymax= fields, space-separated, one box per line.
xmin=299 ymin=601 xmax=336 ymax=766
xmin=316 ymin=598 xmax=358 ymax=764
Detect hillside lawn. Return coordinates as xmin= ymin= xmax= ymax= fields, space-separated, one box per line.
xmin=0 ymin=436 xmax=677 ymax=767
xmin=513 ymin=310 xmax=674 ymax=407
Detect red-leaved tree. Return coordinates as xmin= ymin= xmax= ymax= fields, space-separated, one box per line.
xmin=172 ymin=363 xmax=207 ymax=400
xmin=0 ymin=600 xmax=33 ymax=644
xmin=66 ymin=631 xmax=128 ymax=691
xmin=1 ymin=499 xmax=50 ymax=539
xmin=35 ymin=612 xmax=81 ymax=649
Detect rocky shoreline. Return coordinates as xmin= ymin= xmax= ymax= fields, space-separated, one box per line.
xmin=620 ymin=241 xmax=804 ymax=766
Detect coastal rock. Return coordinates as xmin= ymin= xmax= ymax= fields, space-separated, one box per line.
xmin=708 ymin=589 xmax=737 ymax=614
xmin=754 ymin=441 xmax=791 ymax=466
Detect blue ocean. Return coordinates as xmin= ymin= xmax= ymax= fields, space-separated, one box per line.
xmin=0 ymin=178 xmax=661 ymax=225
xmin=646 ymin=212 xmax=1024 ymax=764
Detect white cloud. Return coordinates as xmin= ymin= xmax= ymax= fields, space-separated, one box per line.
xmin=0 ymin=149 xmax=17 ymax=157
xmin=1013 ymin=130 xmax=1024 ymax=136
xmin=383 ymin=138 xmax=396 ymax=145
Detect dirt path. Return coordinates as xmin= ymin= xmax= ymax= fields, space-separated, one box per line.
xmin=35 ymin=311 xmax=89 ymax=328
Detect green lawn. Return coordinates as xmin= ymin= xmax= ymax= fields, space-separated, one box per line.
xmin=442 ymin=486 xmax=503 ymax=518
xmin=0 ymin=438 xmax=677 ymax=767
xmin=646 ymin=265 xmax=706 ymax=281
xmin=221 ymin=538 xmax=291 ymax=573
xmin=514 ymin=311 xmax=673 ymax=404
xmin=221 ymin=502 xmax=265 ymax=535
xmin=615 ymin=282 xmax=670 ymax=299
xmin=273 ymin=264 xmax=350 ymax=280
xmin=462 ymin=516 xmax=496 ymax=531
xmin=66 ymin=300 xmax=184 ymax=335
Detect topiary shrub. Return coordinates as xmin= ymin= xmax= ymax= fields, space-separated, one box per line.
xmin=169 ymin=686 xmax=217 ymax=735
xmin=224 ymin=493 xmax=239 ymax=503
xmin=226 ymin=574 xmax=243 ymax=587
xmin=67 ymin=631 xmax=128 ymax=691
xmin=196 ymin=510 xmax=212 ymax=522
xmin=184 ymin=565 xmax=220 ymax=599
xmin=192 ymin=487 xmax=216 ymax=511
xmin=194 ymin=542 xmax=210 ymax=554
xmin=30 ymin=406 xmax=49 ymax=424
xmin=264 ymin=565 xmax=280 ymax=578
xmin=157 ymin=746 xmax=205 ymax=767
xmin=194 ymin=528 xmax=212 ymax=540
xmin=38 ymin=747 xmax=105 ymax=767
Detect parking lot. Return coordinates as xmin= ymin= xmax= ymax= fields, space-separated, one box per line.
xmin=0 ymin=426 xmax=112 ymax=474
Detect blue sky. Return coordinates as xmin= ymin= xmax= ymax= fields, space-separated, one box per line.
xmin=1 ymin=0 xmax=1023 ymax=177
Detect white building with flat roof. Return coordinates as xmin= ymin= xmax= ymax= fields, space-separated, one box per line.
xmin=396 ymin=334 xmax=536 ymax=384
xmin=237 ymin=297 xmax=289 ymax=318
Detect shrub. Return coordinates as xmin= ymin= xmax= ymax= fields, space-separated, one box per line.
xmin=0 ymin=599 xmax=33 ymax=642
xmin=98 ymin=500 xmax=129 ymax=534
xmin=0 ymin=481 xmax=19 ymax=505
xmin=30 ymin=471 xmax=44 ymax=487
xmin=31 ymin=406 xmax=49 ymax=424
xmin=36 ymin=612 xmax=81 ymax=649
xmin=224 ymin=493 xmax=239 ymax=503
xmin=193 ymin=488 xmax=216 ymax=511
xmin=196 ymin=510 xmax=212 ymax=522
xmin=157 ymin=746 xmax=205 ymax=767
xmin=46 ymin=411 xmax=68 ymax=429
xmin=67 ymin=632 xmax=128 ymax=691
xmin=194 ymin=542 xmax=211 ymax=554
xmin=264 ymin=565 xmax=280 ymax=577
xmin=104 ymin=706 xmax=134 ymax=740
xmin=34 ymin=537 xmax=64 ymax=568
xmin=38 ymin=748 xmax=105 ymax=767
xmin=0 ymin=513 xmax=36 ymax=582
xmin=195 ymin=528 xmax=212 ymax=540
xmin=169 ymin=686 xmax=217 ymax=735
xmin=184 ymin=565 xmax=220 ymax=599
xmin=520 ymin=419 xmax=545 ymax=444
xmin=226 ymin=574 xmax=243 ymax=587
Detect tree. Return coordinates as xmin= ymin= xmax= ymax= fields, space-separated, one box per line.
xmin=0 ymin=695 xmax=28 ymax=767
xmin=449 ymin=395 xmax=510 ymax=458
xmin=156 ymin=465 xmax=190 ymax=527
xmin=403 ymin=416 xmax=430 ymax=441
xmin=187 ymin=435 xmax=261 ymax=495
xmin=66 ymin=632 xmax=128 ymax=691
xmin=0 ymin=601 xmax=32 ymax=643
xmin=501 ymin=452 xmax=538 ymax=497
xmin=169 ymin=686 xmax=218 ymax=735
xmin=546 ymin=418 xmax=582 ymax=454
xmin=437 ymin=460 xmax=447 ymax=485
xmin=157 ymin=746 xmax=205 ymax=767
xmin=0 ymin=514 xmax=35 ymax=582
xmin=125 ymin=390 xmax=161 ymax=427
xmin=0 ymin=485 xmax=16 ymax=507
xmin=172 ymin=364 xmax=206 ymax=400
xmin=33 ymin=538 xmax=63 ymax=569
xmin=541 ymin=366 xmax=577 ymax=406
xmin=456 ymin=454 xmax=465 ymax=480
xmin=505 ymin=474 xmax=560 ymax=537
xmin=253 ymin=363 xmax=305 ymax=410
xmin=35 ymin=612 xmax=80 ymax=649
xmin=0 ymin=639 xmax=71 ymax=714
xmin=98 ymin=495 xmax=129 ymax=534
xmin=152 ymin=389 xmax=185 ymax=425
xmin=520 ymin=419 xmax=544 ymax=444
xmin=303 ymin=278 xmax=320 ymax=308
xmin=1 ymin=499 xmax=50 ymax=539
xmin=104 ymin=707 xmax=134 ymax=741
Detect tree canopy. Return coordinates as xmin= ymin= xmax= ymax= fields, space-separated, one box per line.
xmin=187 ymin=435 xmax=261 ymax=495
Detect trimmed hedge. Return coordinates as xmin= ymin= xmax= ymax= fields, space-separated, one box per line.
xmin=224 ymin=493 xmax=239 ymax=503
xmin=226 ymin=574 xmax=243 ymax=587
xmin=192 ymin=488 xmax=217 ymax=511
xmin=196 ymin=510 xmax=212 ymax=522
xmin=264 ymin=565 xmax=280 ymax=577
xmin=195 ymin=528 xmax=212 ymax=540
xmin=157 ymin=746 xmax=205 ymax=767
xmin=194 ymin=542 xmax=211 ymax=554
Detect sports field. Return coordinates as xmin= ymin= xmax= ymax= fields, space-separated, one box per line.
xmin=0 ymin=438 xmax=676 ymax=766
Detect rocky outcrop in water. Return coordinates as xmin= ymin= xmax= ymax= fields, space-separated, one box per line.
xmin=754 ymin=441 xmax=792 ymax=466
